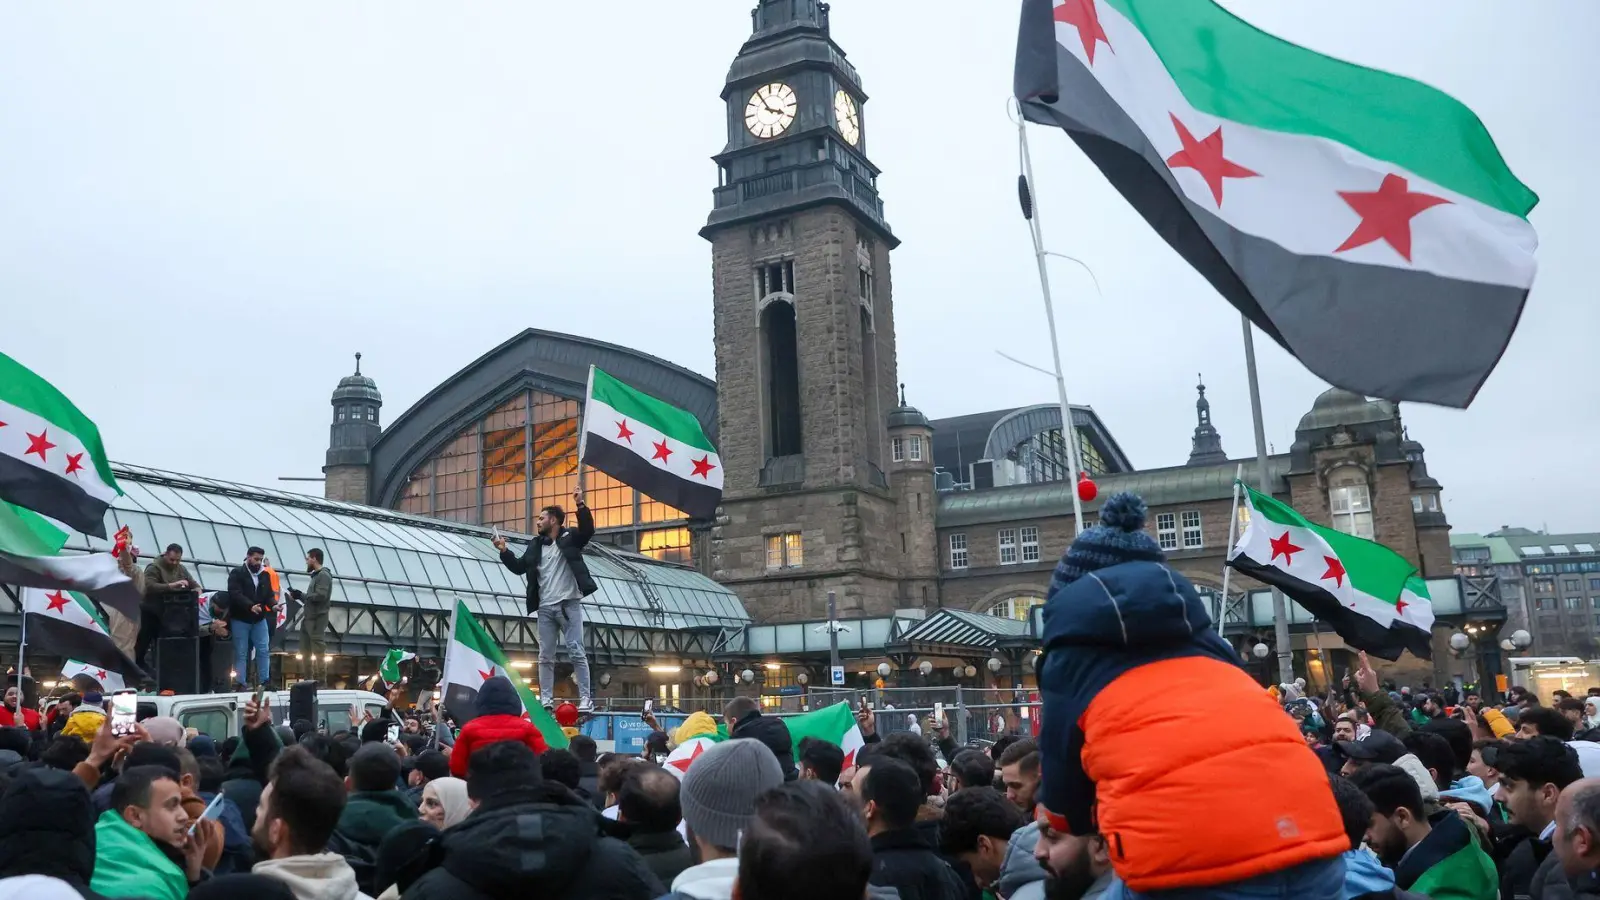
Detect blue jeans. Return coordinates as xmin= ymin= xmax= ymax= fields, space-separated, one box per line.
xmin=538 ymin=598 xmax=590 ymax=704
xmin=233 ymin=619 xmax=271 ymax=686
xmin=1106 ymin=856 xmax=1344 ymax=900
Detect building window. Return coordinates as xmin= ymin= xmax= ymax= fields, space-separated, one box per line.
xmin=766 ymin=532 xmax=803 ymax=569
xmin=1329 ymin=477 xmax=1375 ymax=539
xmin=988 ymin=595 xmax=1042 ymax=621
xmin=858 ymin=265 xmax=874 ymax=310
xmin=760 ymin=301 xmax=803 ymax=457
xmin=909 ymin=435 xmax=923 ymax=461
xmin=949 ymin=533 xmax=968 ymax=570
xmin=337 ymin=407 xmax=346 ymax=422
xmin=1537 ymin=598 xmax=1555 ymax=611
xmin=1021 ymin=526 xmax=1040 ymax=563
xmin=1427 ymin=494 xmax=1439 ymax=512
xmin=998 ymin=529 xmax=1018 ymax=565
xmin=639 ymin=527 xmax=692 ymax=565
xmin=1569 ymin=597 xmax=1585 ymax=610
xmin=757 ymin=259 xmax=795 ymax=298
xmin=1535 ymin=578 xmax=1556 ymax=593
xmin=1591 ymin=577 xmax=1600 ymax=592
xmin=1412 ymin=495 xmax=1423 ymax=513
xmin=1567 ymin=578 xmax=1584 ymax=593
xmin=1181 ymin=511 xmax=1203 ymax=549
xmin=892 ymin=437 xmax=905 ymax=462
xmin=1156 ymin=513 xmax=1178 ymax=551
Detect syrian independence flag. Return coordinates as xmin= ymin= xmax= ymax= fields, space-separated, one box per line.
xmin=62 ymin=659 xmax=127 ymax=693
xmin=1015 ymin=0 xmax=1538 ymax=408
xmin=665 ymin=703 xmax=865 ymax=784
xmin=580 ymin=366 xmax=721 ymax=519
xmin=380 ymin=649 xmax=416 ymax=684
xmin=441 ymin=598 xmax=568 ymax=749
xmin=1228 ymin=484 xmax=1434 ymax=660
xmin=21 ymin=588 xmax=146 ymax=680
xmin=0 ymin=352 xmax=120 ymax=536
xmin=0 ymin=501 xmax=142 ymax=621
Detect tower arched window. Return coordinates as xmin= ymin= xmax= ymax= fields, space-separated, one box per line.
xmin=1328 ymin=468 xmax=1375 ymax=539
xmin=337 ymin=407 xmax=346 ymax=422
xmin=760 ymin=300 xmax=803 ymax=457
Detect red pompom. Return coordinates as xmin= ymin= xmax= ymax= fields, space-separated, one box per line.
xmin=555 ymin=701 xmax=580 ymax=727
xmin=1076 ymin=472 xmax=1098 ymax=503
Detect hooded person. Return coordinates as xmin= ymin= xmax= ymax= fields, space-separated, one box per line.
xmin=0 ymin=767 xmax=110 ymax=900
xmin=60 ymin=693 xmax=106 ymax=744
xmin=1035 ymin=493 xmax=1347 ymax=897
xmin=446 ymin=676 xmax=549 ymax=778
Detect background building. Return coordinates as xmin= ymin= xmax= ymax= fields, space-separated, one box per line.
xmin=1454 ymin=529 xmax=1600 ymax=658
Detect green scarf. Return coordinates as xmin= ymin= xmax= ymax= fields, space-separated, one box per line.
xmin=90 ymin=809 xmax=188 ymax=900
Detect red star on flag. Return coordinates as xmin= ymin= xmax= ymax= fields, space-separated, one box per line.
xmin=1166 ymin=114 xmax=1258 ymax=207
xmin=95 ymin=670 xmax=108 ymax=680
xmin=1335 ymin=173 xmax=1450 ymax=262
xmin=615 ymin=420 xmax=635 ymax=444
xmin=479 ymin=667 xmax=497 ymax=681
xmin=63 ymin=452 xmax=85 ymax=477
xmin=1269 ymin=531 xmax=1303 ymax=566
xmin=1321 ymin=556 xmax=1346 ymax=588
xmin=24 ymin=430 xmax=55 ymax=461
xmin=841 ymin=747 xmax=857 ymax=770
xmin=1395 ymin=595 xmax=1409 ymax=614
xmin=45 ymin=591 xmax=71 ymax=613
xmin=668 ymin=741 xmax=706 ymax=774
xmin=1054 ymin=0 xmax=1111 ymax=64
xmin=690 ymin=455 xmax=716 ymax=479
xmin=651 ymin=439 xmax=673 ymax=463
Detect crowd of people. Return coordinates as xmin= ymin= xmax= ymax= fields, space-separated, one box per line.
xmin=10 ymin=489 xmax=1600 ymax=900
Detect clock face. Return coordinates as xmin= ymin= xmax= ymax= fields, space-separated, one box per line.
xmin=834 ymin=91 xmax=860 ymax=145
xmin=745 ymin=82 xmax=798 ymax=139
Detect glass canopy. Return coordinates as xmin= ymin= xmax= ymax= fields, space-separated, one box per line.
xmin=63 ymin=463 xmax=748 ymax=633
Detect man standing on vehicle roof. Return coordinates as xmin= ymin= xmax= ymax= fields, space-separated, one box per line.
xmin=494 ymin=488 xmax=596 ymax=711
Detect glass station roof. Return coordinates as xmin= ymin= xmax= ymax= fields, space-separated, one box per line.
xmin=63 ymin=462 xmax=748 ymax=632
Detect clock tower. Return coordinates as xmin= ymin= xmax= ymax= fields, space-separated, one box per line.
xmin=704 ymin=0 xmax=926 ymax=623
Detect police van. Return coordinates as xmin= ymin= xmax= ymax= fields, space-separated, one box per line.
xmin=133 ymin=688 xmax=392 ymax=740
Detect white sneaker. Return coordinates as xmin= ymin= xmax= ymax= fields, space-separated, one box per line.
xmin=578 ymin=697 xmax=594 ymax=712
xmin=539 ymin=697 xmax=554 ymax=709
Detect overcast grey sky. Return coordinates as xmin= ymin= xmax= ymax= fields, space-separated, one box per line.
xmin=1 ymin=2 xmax=1592 ymax=535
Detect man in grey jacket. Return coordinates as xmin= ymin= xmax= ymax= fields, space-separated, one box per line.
xmin=290 ymin=549 xmax=334 ymax=682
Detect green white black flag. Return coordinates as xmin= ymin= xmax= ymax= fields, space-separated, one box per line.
xmin=0 ymin=352 xmax=120 ymax=536
xmin=580 ymin=367 xmax=721 ymax=519
xmin=441 ymin=599 xmax=567 ymax=748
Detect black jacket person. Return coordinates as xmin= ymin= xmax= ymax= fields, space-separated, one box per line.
xmin=498 ymin=502 xmax=596 ymax=614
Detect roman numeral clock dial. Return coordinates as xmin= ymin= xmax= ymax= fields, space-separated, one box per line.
xmin=745 ymin=82 xmax=797 ymax=139
xmin=834 ymin=90 xmax=859 ymax=146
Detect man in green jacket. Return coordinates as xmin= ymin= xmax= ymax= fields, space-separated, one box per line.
xmin=1351 ymin=763 xmax=1497 ymax=900
xmin=92 ymin=765 xmax=213 ymax=900
xmin=290 ymin=547 xmax=335 ymax=682
xmin=328 ymin=742 xmax=418 ymax=894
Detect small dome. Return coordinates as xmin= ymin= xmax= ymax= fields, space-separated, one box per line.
xmin=332 ymin=353 xmax=382 ymax=404
xmin=887 ymin=383 xmax=931 ymax=430
xmin=1297 ymin=387 xmax=1396 ymax=432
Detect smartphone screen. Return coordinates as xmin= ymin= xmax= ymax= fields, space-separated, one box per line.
xmin=111 ymin=690 xmax=138 ymax=737
xmin=642 ymin=698 xmax=653 ymax=718
xmin=934 ymin=701 xmax=945 ymax=725
xmin=386 ymin=723 xmax=400 ymax=743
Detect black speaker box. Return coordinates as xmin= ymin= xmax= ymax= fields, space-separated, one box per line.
xmin=156 ymin=637 xmax=200 ymax=695
xmin=289 ymin=680 xmax=319 ymax=726
xmin=159 ymin=594 xmax=199 ymax=638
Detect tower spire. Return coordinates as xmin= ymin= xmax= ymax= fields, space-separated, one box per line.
xmin=1186 ymin=375 xmax=1228 ymax=466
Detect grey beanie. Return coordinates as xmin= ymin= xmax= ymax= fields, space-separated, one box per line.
xmin=680 ymin=738 xmax=785 ymax=850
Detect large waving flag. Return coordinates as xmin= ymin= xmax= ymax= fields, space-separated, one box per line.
xmin=441 ymin=599 xmax=567 ymax=749
xmin=62 ymin=660 xmax=128 ymax=693
xmin=666 ymin=702 xmax=865 ymax=783
xmin=21 ymin=588 xmax=145 ymax=680
xmin=0 ymin=352 xmax=120 ymax=536
xmin=1228 ymin=484 xmax=1434 ymax=660
xmin=1014 ymin=0 xmax=1537 ymax=407
xmin=580 ymin=366 xmax=722 ymax=519
xmin=380 ymin=649 xmax=417 ymax=685
xmin=0 ymin=501 xmax=141 ymax=620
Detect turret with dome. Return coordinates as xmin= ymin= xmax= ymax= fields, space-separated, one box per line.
xmin=324 ymin=353 xmax=383 ymax=504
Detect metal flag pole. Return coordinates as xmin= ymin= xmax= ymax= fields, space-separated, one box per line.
xmin=1016 ymin=115 xmax=1085 ymax=535
xmin=576 ymin=365 xmax=595 ymax=496
xmin=1241 ymin=315 xmax=1295 ymax=685
xmin=8 ymin=586 xmax=26 ymax=689
xmin=1218 ymin=464 xmax=1245 ymax=630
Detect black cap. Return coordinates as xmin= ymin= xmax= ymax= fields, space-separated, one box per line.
xmin=1336 ymin=730 xmax=1406 ymax=764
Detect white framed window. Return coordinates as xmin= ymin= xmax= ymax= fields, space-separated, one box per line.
xmin=1412 ymin=495 xmax=1424 ymax=513
xmin=1156 ymin=513 xmax=1178 ymax=551
xmin=765 ymin=532 xmax=804 ymax=569
xmin=909 ymin=435 xmax=923 ymax=461
xmin=988 ymin=595 xmax=1043 ymax=621
xmin=1329 ymin=478 xmax=1375 ymax=539
xmin=1021 ymin=526 xmax=1040 ymax=563
xmin=1427 ymin=495 xmax=1439 ymax=512
xmin=1181 ymin=511 xmax=1203 ymax=549
xmin=998 ymin=529 xmax=1018 ymax=565
xmin=949 ymin=533 xmax=968 ymax=570
xmin=892 ymin=437 xmax=905 ymax=462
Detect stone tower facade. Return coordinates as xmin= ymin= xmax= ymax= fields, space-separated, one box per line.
xmin=323 ymin=353 xmax=383 ymax=504
xmin=702 ymin=0 xmax=910 ymax=621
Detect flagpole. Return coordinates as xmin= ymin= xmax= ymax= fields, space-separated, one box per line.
xmin=576 ymin=365 xmax=594 ymax=496
xmin=11 ymin=587 xmax=25 ymax=691
xmin=1017 ymin=116 xmax=1085 ymax=536
xmin=435 ymin=597 xmax=461 ymax=737
xmin=1241 ymin=315 xmax=1295 ymax=685
xmin=1218 ymin=465 xmax=1244 ymax=631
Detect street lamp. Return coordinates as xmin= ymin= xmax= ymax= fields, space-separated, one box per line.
xmin=740 ymin=669 xmax=755 ymax=684
xmin=987 ymin=658 xmax=1003 ymax=673
xmin=1449 ymin=632 xmax=1470 ymax=652
xmin=1511 ymin=630 xmax=1533 ymax=650
xmin=1252 ymin=643 xmax=1270 ymax=660
xmin=918 ymin=660 xmax=933 ymax=677
xmin=797 ymin=672 xmax=809 ymax=686
xmin=877 ymin=662 xmax=891 ymax=678
xmin=965 ymin=665 xmax=977 ymax=679
xmin=704 ymin=670 xmax=719 ymax=685
xmin=952 ymin=664 xmax=965 ymax=678
xmin=1501 ymin=638 xmax=1516 ymax=652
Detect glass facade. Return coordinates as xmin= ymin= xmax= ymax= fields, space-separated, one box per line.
xmin=58 ymin=463 xmax=747 ymax=643
xmin=394 ymin=390 xmax=689 ymax=552
xmin=1015 ymin=427 xmax=1107 ymax=482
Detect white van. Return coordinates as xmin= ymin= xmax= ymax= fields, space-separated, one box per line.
xmin=134 ymin=689 xmax=392 ymax=741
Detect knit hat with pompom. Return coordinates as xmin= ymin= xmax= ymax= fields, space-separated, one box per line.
xmin=1050 ymin=492 xmax=1166 ymax=587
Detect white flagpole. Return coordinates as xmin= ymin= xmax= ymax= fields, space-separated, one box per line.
xmin=435 ymin=596 xmax=461 ymax=736
xmin=576 ymin=365 xmax=595 ymax=496
xmin=1218 ymin=465 xmax=1245 ymax=631
xmin=15 ymin=589 xmax=27 ymax=692
xmin=1241 ymin=316 xmax=1295 ymax=685
xmin=1017 ymin=117 xmax=1086 ymax=536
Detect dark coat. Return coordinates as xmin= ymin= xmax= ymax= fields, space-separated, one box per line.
xmin=328 ymin=789 xmax=419 ymax=895
xmin=1529 ymin=850 xmax=1600 ymax=900
xmin=1501 ymin=831 xmax=1553 ymax=900
xmin=578 ymin=759 xmax=603 ymax=809
xmin=868 ymin=828 xmax=969 ymax=900
xmin=404 ymin=783 xmax=662 ymax=900
xmin=498 ymin=504 xmax=596 ymax=614
xmin=730 ymin=710 xmax=796 ymax=780
xmin=226 ymin=564 xmax=276 ymax=625
xmin=0 ymin=766 xmax=113 ymax=900
xmin=626 ymin=828 xmax=693 ymax=887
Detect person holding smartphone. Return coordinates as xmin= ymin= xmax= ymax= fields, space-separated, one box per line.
xmin=493 ymin=489 xmax=596 ymax=710
xmin=226 ymin=547 xmax=276 ymax=690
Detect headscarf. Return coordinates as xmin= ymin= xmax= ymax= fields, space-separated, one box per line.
xmin=422 ymin=777 xmax=471 ymax=829
xmin=1584 ymin=697 xmax=1600 ymax=729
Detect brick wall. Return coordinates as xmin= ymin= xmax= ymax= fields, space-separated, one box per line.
xmin=323 ymin=465 xmax=369 ymax=504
